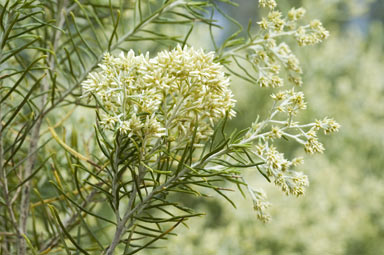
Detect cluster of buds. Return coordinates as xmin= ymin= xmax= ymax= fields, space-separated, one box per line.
xmin=253 ymin=142 xmax=309 ymax=197
xmin=303 ymin=118 xmax=340 ymax=154
xmin=241 ymin=84 xmax=339 ymax=217
xmin=250 ymin=90 xmax=339 ymax=156
xmin=258 ymin=0 xmax=277 ymax=10
xmin=315 ymin=117 xmax=341 ymax=134
xmin=296 ymin=20 xmax=330 ymax=46
xmin=82 ymin=46 xmax=236 ymax=146
xmin=287 ymin=7 xmax=306 ymax=22
xmin=251 ymin=4 xmax=329 ymax=89
xmin=244 ymin=111 xmax=339 ymax=197
xmin=274 ymin=171 xmax=309 ymax=196
xmin=257 ymin=4 xmax=329 ymax=46
xmin=272 ymin=89 xmax=307 ymax=115
xmin=250 ymin=42 xmax=303 ymax=88
xmin=249 ymin=187 xmax=272 ymax=223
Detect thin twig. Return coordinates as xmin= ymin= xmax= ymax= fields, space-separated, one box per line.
xmin=18 ymin=1 xmax=68 ymax=253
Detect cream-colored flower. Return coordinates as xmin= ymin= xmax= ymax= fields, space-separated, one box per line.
xmin=82 ymin=45 xmax=236 ymax=145
xmin=315 ymin=117 xmax=341 ymax=134
xmin=259 ymin=0 xmax=277 ymax=10
xmin=249 ymin=187 xmax=271 ymax=223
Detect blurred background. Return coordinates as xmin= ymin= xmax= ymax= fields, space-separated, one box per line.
xmin=143 ymin=0 xmax=384 ymax=254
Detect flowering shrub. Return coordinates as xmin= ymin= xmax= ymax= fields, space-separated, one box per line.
xmin=0 ymin=0 xmax=339 ymax=254
xmin=80 ymin=0 xmax=339 ymax=232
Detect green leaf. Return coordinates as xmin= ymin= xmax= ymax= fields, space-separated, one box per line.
xmin=125 ymin=218 xmax=185 ymax=255
xmin=49 ymin=205 xmax=90 ymax=255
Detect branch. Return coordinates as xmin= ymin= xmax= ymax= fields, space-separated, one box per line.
xmin=18 ymin=2 xmax=68 ymax=253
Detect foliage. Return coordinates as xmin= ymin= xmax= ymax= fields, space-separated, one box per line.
xmin=0 ymin=0 xmax=339 ymax=254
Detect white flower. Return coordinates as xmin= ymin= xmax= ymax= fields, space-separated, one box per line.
xmin=82 ymin=45 xmax=236 ymax=144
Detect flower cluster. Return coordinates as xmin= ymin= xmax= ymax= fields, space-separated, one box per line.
xmin=287 ymin=7 xmax=306 ymax=21
xmin=272 ymin=88 xmax=307 ymax=115
xmin=250 ymin=42 xmax=303 ymax=88
xmin=253 ymin=142 xmax=309 ymax=197
xmin=303 ymin=117 xmax=340 ymax=154
xmin=241 ymin=84 xmax=339 ymax=213
xmin=82 ymin=46 xmax=236 ymax=145
xmin=245 ymin=111 xmax=339 ymax=198
xmin=315 ymin=117 xmax=341 ymax=134
xmin=251 ymin=4 xmax=329 ymax=89
xmin=296 ymin=20 xmax=330 ymax=46
xmin=249 ymin=187 xmax=271 ymax=223
xmin=261 ymin=91 xmax=339 ymax=155
xmin=258 ymin=0 xmax=277 ymax=10
xmin=304 ymin=131 xmax=325 ymax=154
xmin=257 ymin=4 xmax=329 ymax=46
